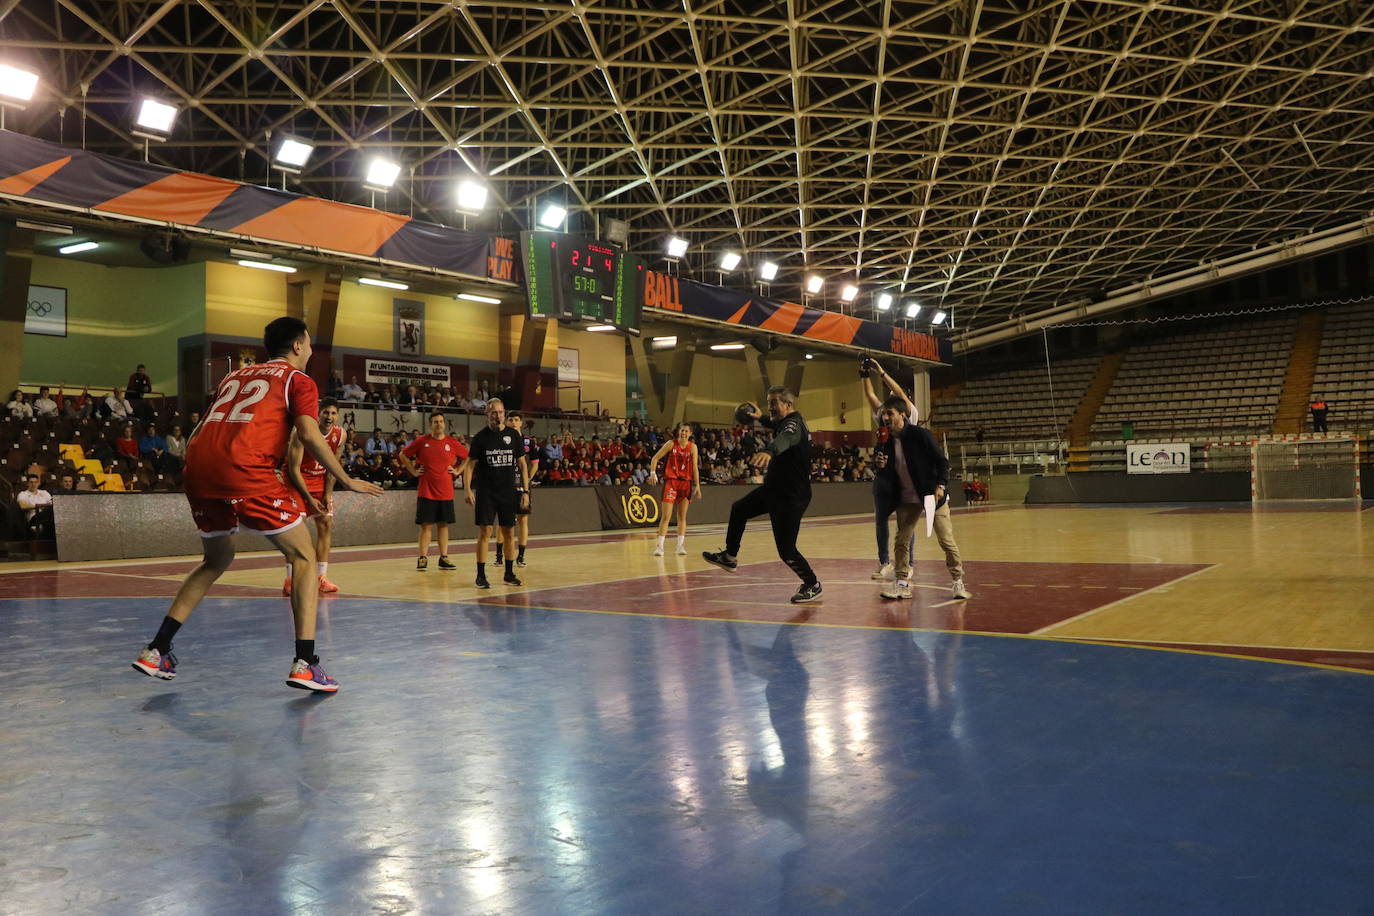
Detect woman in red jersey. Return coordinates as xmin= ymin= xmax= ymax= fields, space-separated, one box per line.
xmin=646 ymin=422 xmax=702 ymax=556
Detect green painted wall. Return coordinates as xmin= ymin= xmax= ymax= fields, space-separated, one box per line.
xmin=22 ymin=257 xmax=205 ymax=397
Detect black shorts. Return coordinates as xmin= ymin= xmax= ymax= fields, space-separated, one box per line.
xmin=415 ymin=496 xmax=456 ymax=525
xmin=516 ymin=491 xmax=531 ymax=517
xmin=475 ymin=490 xmax=518 ymax=528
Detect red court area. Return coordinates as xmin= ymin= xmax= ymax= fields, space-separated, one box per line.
xmin=475 ymin=558 xmax=1212 ymax=633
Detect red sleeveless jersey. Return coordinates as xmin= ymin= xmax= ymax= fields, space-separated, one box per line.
xmin=185 ymin=360 xmax=319 ymax=498
xmin=301 ymin=424 xmax=345 ymax=478
xmin=665 ymin=441 xmax=694 ymax=480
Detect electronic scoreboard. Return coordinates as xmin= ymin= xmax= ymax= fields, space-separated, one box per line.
xmin=520 ymin=231 xmax=645 ymax=332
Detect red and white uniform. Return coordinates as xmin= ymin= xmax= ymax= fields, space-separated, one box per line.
xmin=661 ymin=441 xmax=695 ymax=504
xmin=184 ymin=359 xmax=318 ymax=537
xmin=300 ymin=423 xmax=346 ymax=511
xmin=401 ymin=434 xmax=468 ymax=501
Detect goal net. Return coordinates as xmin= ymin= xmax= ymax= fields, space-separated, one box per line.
xmin=1251 ymin=437 xmax=1361 ymax=503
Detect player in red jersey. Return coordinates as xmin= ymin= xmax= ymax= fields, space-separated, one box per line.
xmin=646 ymin=422 xmax=701 ymax=556
xmin=398 ymin=412 xmax=468 ymax=571
xmin=283 ymin=396 xmax=346 ymax=595
xmin=131 ymin=318 xmax=383 ymax=692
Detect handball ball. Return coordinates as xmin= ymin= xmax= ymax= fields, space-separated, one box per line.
xmin=734 ymin=402 xmax=756 ymax=425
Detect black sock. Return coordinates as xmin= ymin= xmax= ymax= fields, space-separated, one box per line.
xmin=149 ymin=616 xmax=181 ymax=654
xmin=517 ymin=546 xmax=526 ymax=560
xmin=477 ymin=561 xmax=486 ymax=576
xmin=505 ymin=560 xmax=514 ymax=576
xmin=294 ymin=639 xmax=316 ymax=663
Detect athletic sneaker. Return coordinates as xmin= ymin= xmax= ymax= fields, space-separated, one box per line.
xmin=951 ymin=579 xmax=971 ymax=599
xmin=881 ymin=580 xmax=913 ymax=600
xmin=281 ymin=577 xmax=292 ymax=596
xmin=416 ymin=556 xmax=428 ymax=572
xmin=131 ymin=647 xmax=177 ymax=680
xmin=702 ymin=550 xmax=738 ymax=571
xmin=676 ymin=543 xmax=687 ymax=555
xmin=516 ymin=555 xmax=527 ymax=568
xmin=475 ymin=573 xmax=491 ymax=589
xmin=317 ymin=576 xmax=339 ymax=594
xmin=790 ymin=581 xmax=823 ymax=604
xmin=503 ymin=571 xmax=523 ymax=586
xmin=438 ymin=556 xmax=456 ymax=570
xmin=653 ymin=544 xmax=665 ymax=556
xmin=286 ymin=658 xmax=339 ymax=693
xmin=870 ymin=563 xmax=894 ymax=581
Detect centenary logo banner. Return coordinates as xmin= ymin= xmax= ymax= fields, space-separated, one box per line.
xmin=594 ymin=484 xmax=661 ymax=530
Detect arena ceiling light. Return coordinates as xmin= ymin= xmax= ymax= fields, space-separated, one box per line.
xmin=758 ymin=261 xmax=779 ymax=281
xmin=364 ymin=158 xmax=401 ymax=192
xmin=133 ymin=98 xmax=178 ymax=140
xmin=586 ymin=325 xmax=616 ymax=332
xmin=840 ymin=284 xmax=859 ymax=303
xmin=805 ymin=275 xmax=823 ymax=294
xmin=666 ymin=236 xmax=689 ymax=259
xmin=931 ymin=310 xmax=948 ymax=325
xmin=876 ymin=293 xmax=893 ymax=311
xmin=0 ymin=64 xmax=38 ymax=106
xmin=804 ymin=353 xmax=815 ymax=360
xmin=237 ymin=259 xmax=296 ymax=273
xmin=57 ymin=240 xmax=98 ymax=255
xmin=358 ymin=277 xmax=408 ymax=290
xmin=456 ymin=179 xmax=488 ymax=213
xmin=905 ymin=301 xmax=921 ymax=318
xmin=710 ymin=343 xmax=746 ymax=350
xmin=538 ymin=203 xmax=568 ymax=229
xmin=457 ymin=292 xmax=501 ymax=304
xmin=719 ymin=251 xmax=742 ymax=271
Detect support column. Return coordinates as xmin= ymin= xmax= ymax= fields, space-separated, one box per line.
xmin=911 ymin=368 xmax=931 ymax=424
xmin=782 ymin=356 xmax=806 ymax=398
xmin=663 ymin=337 xmax=701 ymax=428
xmin=499 ymin=311 xmax=553 ymax=412
xmin=744 ymin=350 xmax=768 ymax=399
xmin=0 ymin=222 xmax=34 ymax=401
xmin=628 ymin=333 xmax=668 ymax=423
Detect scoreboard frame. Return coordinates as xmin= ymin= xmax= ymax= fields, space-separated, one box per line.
xmin=520 ymin=230 xmax=645 ymax=333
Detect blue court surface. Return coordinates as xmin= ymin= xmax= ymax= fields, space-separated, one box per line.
xmin=2 ymin=594 xmax=1372 ymax=914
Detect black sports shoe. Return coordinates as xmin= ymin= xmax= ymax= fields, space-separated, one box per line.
xmin=416 ymin=556 xmax=428 ymax=572
xmin=790 ymin=581 xmax=823 ymax=604
xmin=475 ymin=574 xmax=491 ymax=589
xmin=437 ymin=555 xmax=456 ymax=570
xmin=494 ymin=545 xmax=504 ymax=564
xmin=516 ymin=556 xmax=527 ymax=568
xmin=702 ymin=550 xmax=738 ymax=571
xmin=503 ymin=571 xmax=522 ymax=586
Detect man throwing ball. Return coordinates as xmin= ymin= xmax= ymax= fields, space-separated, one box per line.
xmin=703 ymin=386 xmax=821 ymax=603
xmin=462 ymin=398 xmax=529 ymax=589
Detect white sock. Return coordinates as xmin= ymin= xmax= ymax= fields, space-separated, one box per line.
xmin=317 ymin=562 xmax=328 ymax=577
xmin=656 ymin=536 xmax=665 ymax=548
xmin=677 ymin=536 xmax=686 ymax=546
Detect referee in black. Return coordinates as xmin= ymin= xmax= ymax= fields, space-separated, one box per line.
xmin=703 ymin=386 xmax=822 ymax=603
xmin=462 ymin=398 xmax=529 ymax=589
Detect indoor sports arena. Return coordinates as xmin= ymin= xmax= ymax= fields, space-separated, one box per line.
xmin=0 ymin=3 xmax=1371 ymax=913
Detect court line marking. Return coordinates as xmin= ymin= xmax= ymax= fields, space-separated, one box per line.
xmin=1030 ymin=563 xmax=1220 ymax=636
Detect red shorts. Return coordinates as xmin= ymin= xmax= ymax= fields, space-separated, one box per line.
xmin=187 ymin=484 xmax=307 ymax=538
xmin=304 ymin=476 xmax=333 ymax=517
xmin=662 ymin=478 xmax=693 ymax=504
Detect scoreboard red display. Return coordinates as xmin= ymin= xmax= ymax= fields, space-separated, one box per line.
xmin=520 ymin=231 xmax=644 ymax=332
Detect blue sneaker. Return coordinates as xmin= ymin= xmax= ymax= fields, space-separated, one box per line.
xmin=132 ymin=647 xmax=177 ymax=680
xmin=286 ymin=658 xmax=339 ymax=693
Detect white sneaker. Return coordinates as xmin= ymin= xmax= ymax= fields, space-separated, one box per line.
xmin=652 ymin=544 xmax=664 ymax=557
xmin=676 ymin=543 xmax=687 ymax=555
xmin=870 ymin=563 xmax=894 ymax=580
xmin=951 ymin=579 xmax=971 ymax=599
xmin=881 ymin=580 xmax=913 ymax=600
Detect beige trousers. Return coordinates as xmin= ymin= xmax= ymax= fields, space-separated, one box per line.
xmin=892 ymin=499 xmax=964 ymax=583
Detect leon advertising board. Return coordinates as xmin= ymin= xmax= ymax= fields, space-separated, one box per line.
xmin=1126 ymin=443 xmax=1190 ymax=474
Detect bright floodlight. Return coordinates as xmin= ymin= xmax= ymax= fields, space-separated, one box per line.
xmin=666 ymin=236 xmax=689 ymax=259
xmin=805 ymin=275 xmax=823 ymax=294
xmin=905 ymin=301 xmax=921 ymax=318
xmin=0 ymin=64 xmax=38 ymax=104
xmin=877 ymin=293 xmax=893 ymax=311
xmin=710 ymin=343 xmax=746 ymax=351
xmin=58 ymin=241 xmax=98 ymax=255
xmin=358 ymin=277 xmax=408 ymax=290
xmin=237 ymin=259 xmax=296 ymax=273
xmin=538 ymin=203 xmax=568 ymax=229
xmin=758 ymin=261 xmax=779 ymax=281
xmin=135 ymin=98 xmax=178 ymax=136
xmin=932 ymin=310 xmax=948 ymax=325
xmin=840 ymin=284 xmax=859 ymax=303
xmin=365 ymin=158 xmax=401 ymax=190
xmin=274 ymin=138 xmax=314 ymax=171
xmin=586 ymin=325 xmax=616 ymax=332
xmin=456 ymin=179 xmax=488 ymax=212
xmin=719 ymin=251 xmax=742 ymax=271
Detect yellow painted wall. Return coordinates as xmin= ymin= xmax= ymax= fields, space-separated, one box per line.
xmin=204 ymin=260 xmax=287 ymax=338
xmin=556 ymin=326 xmax=627 ymax=415
xmin=333 ymin=281 xmax=500 ymax=360
xmin=23 ymin=256 xmax=205 ymax=396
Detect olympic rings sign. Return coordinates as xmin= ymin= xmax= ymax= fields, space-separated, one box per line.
xmin=25 ymin=285 xmax=67 ymax=337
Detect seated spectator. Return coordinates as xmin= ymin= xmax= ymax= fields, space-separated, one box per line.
xmin=6 ymin=389 xmax=33 ymax=419
xmin=104 ymin=388 xmax=132 ymax=420
xmin=52 ymin=472 xmax=78 ymax=494
xmin=340 ymin=375 xmax=366 ymax=402
xmin=164 ymin=424 xmax=187 ymax=461
xmin=16 ymin=473 xmax=54 ymax=538
xmin=365 ymin=428 xmax=391 ymax=456
xmin=328 ymin=369 xmax=345 ymax=397
xmin=32 ymin=386 xmax=58 ymax=418
xmin=139 ymin=424 xmax=178 ymax=473
xmin=115 ymin=424 xmax=140 ymax=464
xmin=59 ymin=386 xmax=90 ymax=420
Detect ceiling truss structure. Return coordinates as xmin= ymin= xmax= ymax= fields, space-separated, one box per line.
xmin=2 ymin=0 xmax=1373 ymax=344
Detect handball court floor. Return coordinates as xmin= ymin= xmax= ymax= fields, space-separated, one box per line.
xmin=1 ymin=502 xmax=1371 ymax=914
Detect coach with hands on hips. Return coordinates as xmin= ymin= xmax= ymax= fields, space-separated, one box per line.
xmin=462 ymin=398 xmax=529 ymax=589
xmin=703 ymin=386 xmax=822 ymax=604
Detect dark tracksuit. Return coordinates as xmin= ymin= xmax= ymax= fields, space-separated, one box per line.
xmin=724 ymin=411 xmax=818 ymax=585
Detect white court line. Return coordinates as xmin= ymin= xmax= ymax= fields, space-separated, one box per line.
xmin=1031 ymin=564 xmax=1221 ymax=636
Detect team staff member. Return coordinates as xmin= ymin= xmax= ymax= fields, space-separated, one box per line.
xmin=283 ymin=396 xmax=346 ymax=595
xmin=703 ymin=387 xmax=822 ymax=604
xmin=131 ymin=317 xmax=383 ymax=692
xmin=859 ymin=357 xmax=917 ymax=580
xmin=462 ymin=398 xmax=529 ymax=589
xmin=398 ymin=412 xmax=468 ymax=571
xmin=646 ymin=422 xmax=701 ymax=556
xmin=876 ymin=396 xmax=970 ymax=601
xmin=497 ymin=412 xmax=537 ymax=568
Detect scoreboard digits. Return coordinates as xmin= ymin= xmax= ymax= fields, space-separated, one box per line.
xmin=520 ymin=231 xmax=643 ymax=333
